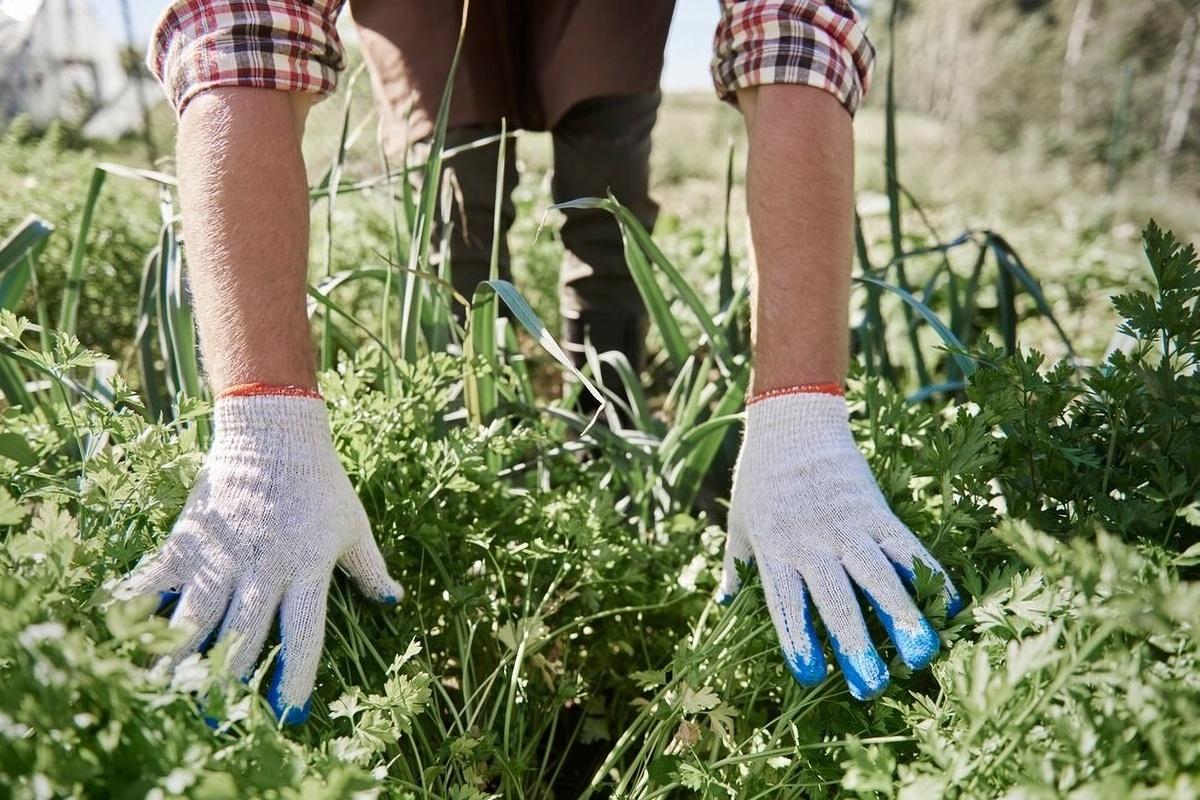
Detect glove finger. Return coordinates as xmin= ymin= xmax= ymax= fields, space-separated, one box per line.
xmin=718 ymin=523 xmax=754 ymax=604
xmin=796 ymin=552 xmax=889 ymax=701
xmin=841 ymin=539 xmax=940 ymax=670
xmin=166 ymin=570 xmax=234 ymax=663
xmin=117 ymin=552 xmax=185 ymax=611
xmin=216 ymin=572 xmax=285 ymax=680
xmin=759 ymin=558 xmax=826 ymax=686
xmin=875 ymin=524 xmax=965 ymax=617
xmin=268 ymin=581 xmax=330 ymax=725
xmin=338 ymin=530 xmax=403 ymax=604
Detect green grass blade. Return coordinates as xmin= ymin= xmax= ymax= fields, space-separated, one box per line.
xmin=669 ymin=370 xmax=748 ymax=508
xmin=719 ymin=140 xmax=735 ymax=311
xmin=96 ymin=161 xmax=178 ymax=188
xmin=157 ymin=211 xmax=205 ymax=432
xmin=476 ymin=279 xmax=603 ymax=410
xmin=957 ymin=240 xmax=989 ymax=350
xmin=882 ymin=231 xmax=975 ymax=276
xmin=307 ymin=284 xmax=394 ymax=357
xmin=60 ymin=167 xmax=106 ymax=335
xmin=906 ymin=381 xmax=966 ymax=404
xmin=488 ymin=120 xmax=507 ymax=286
xmin=596 ymin=351 xmax=657 ymax=434
xmin=0 ymin=216 xmax=53 ymax=281
xmin=164 ymin=239 xmax=202 ymax=403
xmin=463 ymin=118 xmax=508 ymax=426
xmin=856 ymin=274 xmax=976 ymax=378
xmin=309 ymin=130 xmax=518 ymax=200
xmin=464 ymin=285 xmax=498 ymax=426
xmin=0 ymin=217 xmax=53 ymax=314
xmin=662 ymin=355 xmax=697 ymax=417
xmin=660 ymin=353 xmax=717 ymax=464
xmin=854 ymin=212 xmax=892 ymax=380
xmin=0 ymin=430 xmax=37 ymax=466
xmin=154 ymin=226 xmax=179 ymax=401
xmin=993 ymin=240 xmax=1018 ymax=355
xmin=134 ymin=247 xmax=169 ymax=421
xmin=620 ymin=219 xmax=691 ymax=371
xmin=988 ymin=232 xmax=1075 ymax=356
xmin=581 ymin=338 xmax=625 ymax=429
xmin=24 ymin=244 xmax=51 ymax=355
xmin=319 ymin=65 xmax=362 ymax=371
xmin=676 ymin=412 xmax=744 ymax=449
xmin=0 ymin=353 xmax=34 ymax=409
xmin=502 ymin=323 xmax=535 ymax=407
xmin=552 ymin=197 xmax=690 ymax=370
xmin=716 ymin=282 xmax=749 ymax=356
xmin=379 ymin=145 xmax=400 ymax=381
xmin=882 ymin=3 xmax=927 ymax=386
xmin=401 ymin=1 xmax=470 ymax=361
xmin=610 ymin=199 xmax=732 ymax=374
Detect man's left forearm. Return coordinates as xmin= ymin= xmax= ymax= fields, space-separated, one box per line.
xmin=736 ymin=84 xmax=856 ymax=393
xmin=724 ymin=84 xmax=962 ymax=702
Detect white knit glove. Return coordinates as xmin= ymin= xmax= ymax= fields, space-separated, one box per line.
xmin=721 ymin=388 xmax=964 ymax=700
xmin=117 ymin=390 xmax=403 ymax=723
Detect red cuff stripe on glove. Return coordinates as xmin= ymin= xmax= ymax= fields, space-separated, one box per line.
xmin=217 ymin=383 xmax=323 ymax=401
xmin=748 ymin=383 xmax=844 ymax=405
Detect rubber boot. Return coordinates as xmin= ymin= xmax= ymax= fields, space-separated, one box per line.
xmin=563 ymin=310 xmax=649 ymax=427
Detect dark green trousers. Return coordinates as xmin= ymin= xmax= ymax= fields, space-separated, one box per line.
xmin=435 ymin=91 xmax=660 ymax=376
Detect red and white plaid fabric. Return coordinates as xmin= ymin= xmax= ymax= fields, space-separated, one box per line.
xmin=712 ymin=0 xmax=875 ymax=115
xmin=148 ymin=1 xmax=875 ymax=117
xmin=147 ymin=0 xmax=347 ymax=113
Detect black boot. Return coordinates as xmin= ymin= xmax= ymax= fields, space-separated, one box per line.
xmin=562 ymin=311 xmax=649 ymax=426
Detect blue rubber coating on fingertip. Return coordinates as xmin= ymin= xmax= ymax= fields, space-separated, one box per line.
xmin=717 ymin=593 xmax=735 ymax=607
xmin=272 ymin=697 xmax=312 ymax=725
xmin=892 ymin=562 xmax=917 ymax=587
xmin=204 ymin=715 xmax=220 ymax=730
xmin=861 ymin=588 xmax=940 ymax=671
xmin=893 ymin=618 xmax=940 ymax=670
xmin=266 ymin=664 xmax=312 ymax=725
xmin=830 ymin=635 xmax=889 ymax=701
xmin=786 ymin=648 xmax=827 ymax=687
xmin=198 ymin=628 xmax=220 ymax=656
xmin=946 ymin=591 xmax=966 ymax=618
xmin=383 ymin=594 xmax=400 ymax=606
xmin=783 ymin=597 xmax=827 ymax=686
xmin=156 ymin=590 xmax=181 ymax=614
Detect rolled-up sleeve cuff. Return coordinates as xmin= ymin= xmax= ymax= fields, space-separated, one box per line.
xmin=146 ymin=0 xmax=346 ymax=116
xmin=711 ymin=0 xmax=876 ymax=117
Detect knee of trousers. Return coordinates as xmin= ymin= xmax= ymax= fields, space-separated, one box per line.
xmin=551 ymin=93 xmax=661 ymax=316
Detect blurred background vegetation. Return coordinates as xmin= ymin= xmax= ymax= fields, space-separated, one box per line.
xmin=0 ymin=0 xmax=1197 ymax=372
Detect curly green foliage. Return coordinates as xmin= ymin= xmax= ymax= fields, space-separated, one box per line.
xmin=843 ymin=524 xmax=1200 ymax=799
xmin=966 ymin=222 xmax=1200 ymax=546
xmin=0 ymin=352 xmax=704 ymax=798
xmin=2 ymin=224 xmax=1199 ymax=800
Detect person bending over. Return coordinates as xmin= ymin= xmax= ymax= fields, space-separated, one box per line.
xmin=122 ymin=0 xmax=963 ymax=722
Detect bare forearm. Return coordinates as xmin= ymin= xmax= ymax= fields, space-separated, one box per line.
xmin=737 ymin=85 xmax=856 ymax=393
xmin=177 ymin=89 xmax=316 ymax=393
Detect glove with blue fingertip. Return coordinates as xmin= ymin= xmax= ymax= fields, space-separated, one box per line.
xmin=116 ymin=384 xmax=404 ymax=723
xmin=721 ymin=384 xmax=964 ymax=700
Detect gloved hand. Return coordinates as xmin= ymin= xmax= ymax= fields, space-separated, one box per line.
xmin=116 ymin=387 xmax=403 ymax=723
xmin=720 ymin=386 xmax=964 ymax=700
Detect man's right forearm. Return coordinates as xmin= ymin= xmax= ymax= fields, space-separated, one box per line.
xmin=177 ymin=88 xmax=316 ymax=393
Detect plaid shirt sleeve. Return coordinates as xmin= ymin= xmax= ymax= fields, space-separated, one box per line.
xmin=711 ymin=0 xmax=875 ymax=116
xmin=147 ymin=0 xmax=347 ymax=115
